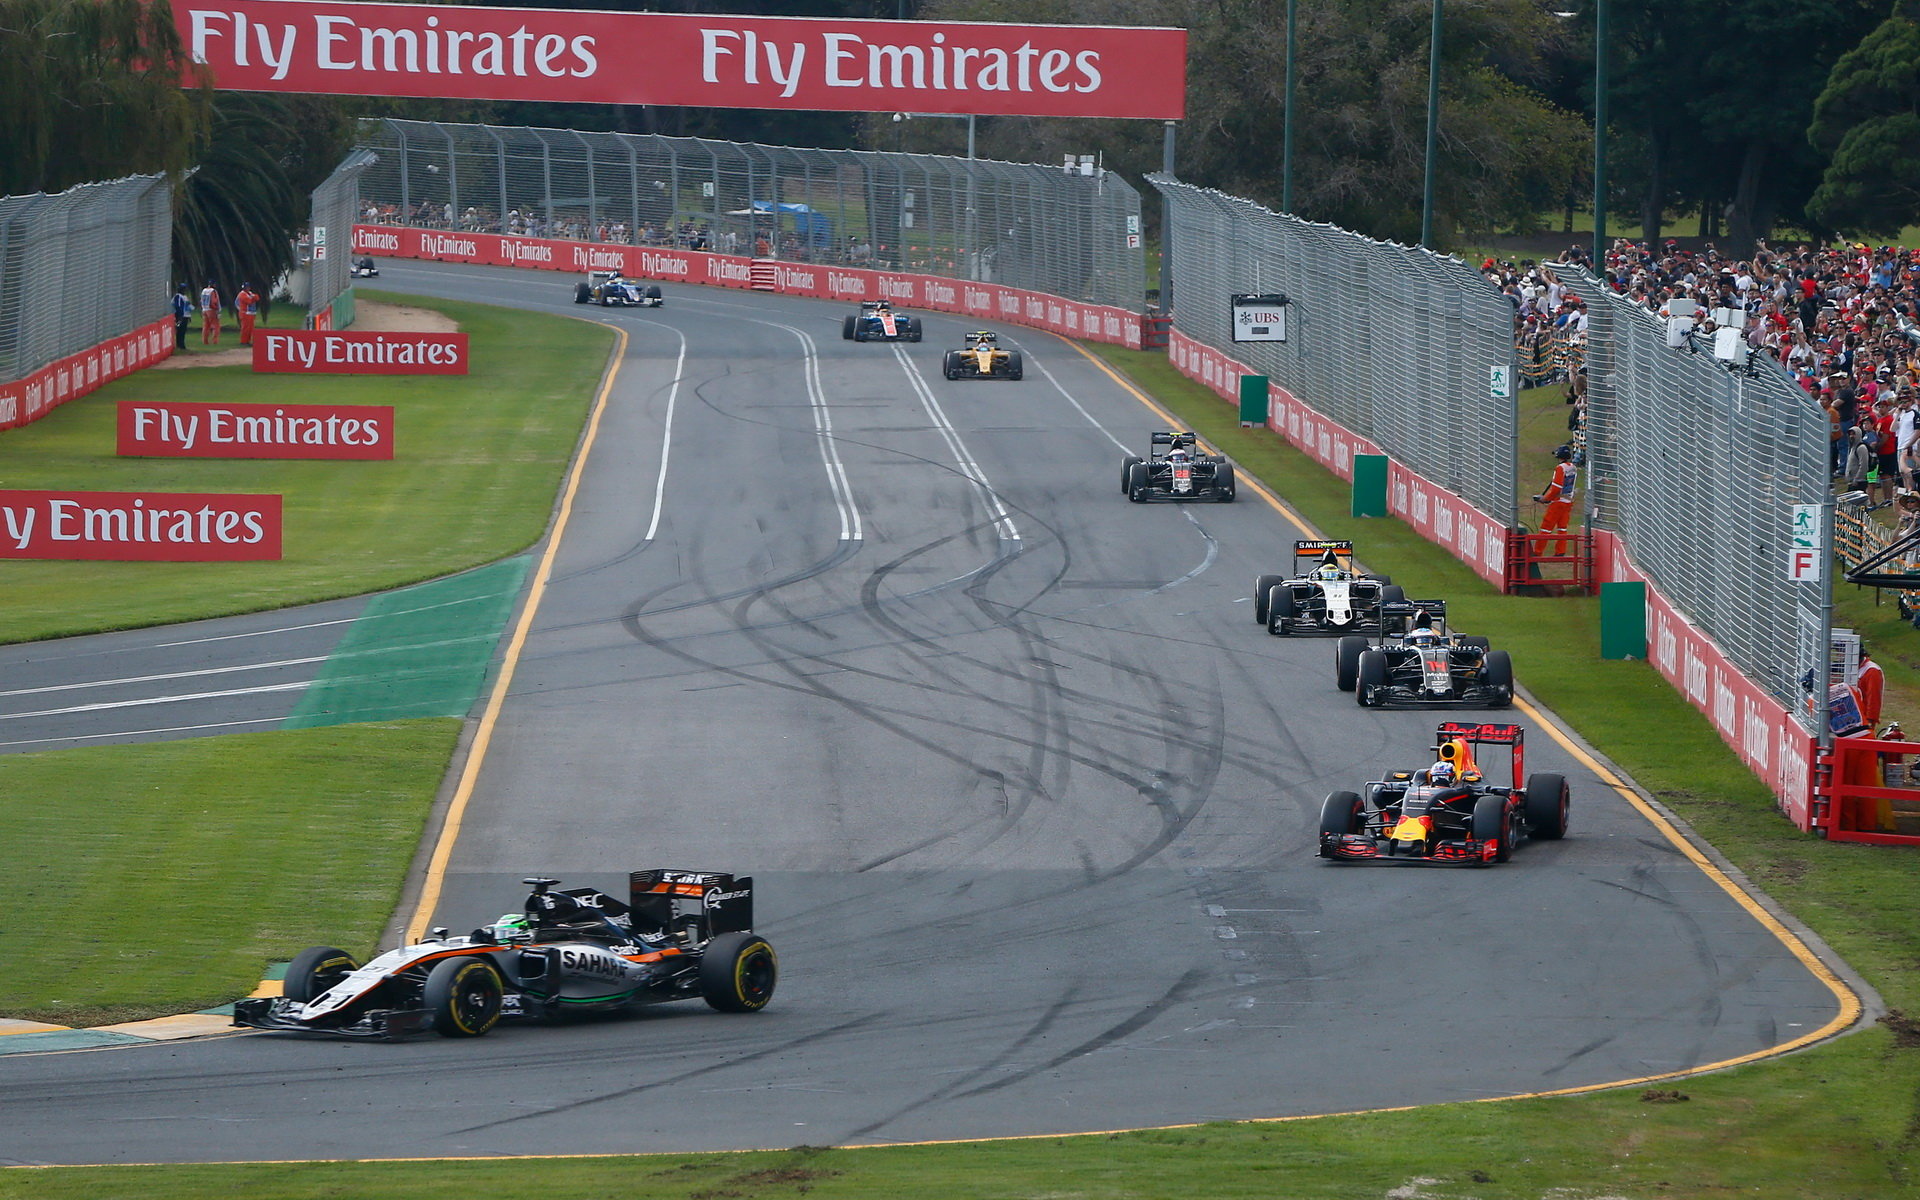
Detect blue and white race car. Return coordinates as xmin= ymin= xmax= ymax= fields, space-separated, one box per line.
xmin=842 ymin=300 xmax=922 ymax=342
xmin=573 ymin=270 xmax=663 ymax=307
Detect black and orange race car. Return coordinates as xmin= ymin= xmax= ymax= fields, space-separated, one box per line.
xmin=1317 ymin=721 xmax=1569 ymax=865
xmin=233 ymin=872 xmax=775 ymax=1039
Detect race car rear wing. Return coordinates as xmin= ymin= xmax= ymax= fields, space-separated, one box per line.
xmin=1294 ymin=539 xmax=1354 ymax=570
xmin=1150 ymin=430 xmax=1199 ymax=449
xmin=629 ymin=869 xmax=755 ymax=938
xmin=1433 ymin=722 xmax=1525 ymax=787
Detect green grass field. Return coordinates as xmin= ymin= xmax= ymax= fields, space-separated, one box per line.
xmin=2 ymin=318 xmax=1918 ymax=1197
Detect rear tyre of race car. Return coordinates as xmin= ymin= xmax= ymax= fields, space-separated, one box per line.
xmin=1369 ymin=575 xmax=1394 ymax=586
xmin=1355 ymin=649 xmax=1388 ymax=706
xmin=1267 ymin=587 xmax=1297 ymax=635
xmin=1461 ymin=636 xmax=1492 ymax=650
xmin=1253 ymin=574 xmax=1284 ymax=623
xmin=424 ymin=956 xmax=505 ymax=1037
xmin=1380 ymin=585 xmax=1406 ymax=606
xmin=1004 ymin=351 xmax=1024 ymax=381
xmin=1215 ymin=462 xmax=1236 ymax=501
xmin=1471 ymin=795 xmax=1513 ymax=865
xmin=701 ymin=932 xmax=778 ymax=1013
xmin=842 ymin=315 xmax=857 ymax=340
xmin=1523 ymin=772 xmax=1570 ymax=839
xmin=1335 ymin=636 xmax=1369 ymax=691
xmin=905 ymin=318 xmax=923 ymax=342
xmin=573 ymin=283 xmax=591 ymax=304
xmin=1126 ymin=461 xmax=1149 ymax=502
xmin=1123 ymin=455 xmax=1145 ymax=495
xmin=943 ymin=350 xmax=963 ymax=380
xmin=1482 ymin=650 xmax=1514 ymax=707
xmin=283 ymin=946 xmax=360 ymax=1003
xmin=643 ymin=286 xmax=663 ymax=303
xmin=1319 ymin=791 xmax=1365 ymax=857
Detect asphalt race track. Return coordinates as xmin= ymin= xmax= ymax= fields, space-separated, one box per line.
xmin=0 ymin=260 xmax=1850 ymax=1166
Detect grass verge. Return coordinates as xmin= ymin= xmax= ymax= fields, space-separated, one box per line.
xmin=2 ymin=719 xmax=456 ymax=1027
xmin=0 ymin=291 xmax=612 ymax=644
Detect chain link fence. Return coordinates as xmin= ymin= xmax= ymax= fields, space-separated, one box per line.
xmin=0 ymin=174 xmax=171 ymax=383
xmin=353 ymin=118 xmax=1144 ymax=310
xmin=305 ymin=148 xmax=377 ymax=329
xmin=1152 ymin=176 xmax=1518 ymax=526
xmin=1570 ymin=266 xmax=1829 ymax=723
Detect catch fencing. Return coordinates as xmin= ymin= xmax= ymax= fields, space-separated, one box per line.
xmin=1151 ymin=176 xmax=1518 ymax=529
xmin=0 ymin=174 xmax=175 ymax=431
xmin=353 ymin=118 xmax=1144 ymax=311
xmin=305 ymin=148 xmax=377 ymax=330
xmin=1571 ymin=266 xmax=1829 ymax=729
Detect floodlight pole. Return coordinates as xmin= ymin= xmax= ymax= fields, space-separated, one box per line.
xmin=1161 ymin=120 xmax=1176 ymax=316
xmin=1282 ymin=0 xmax=1296 ymax=213
xmin=1592 ymin=0 xmax=1608 ymax=267
xmin=1421 ymin=0 xmax=1442 ymax=247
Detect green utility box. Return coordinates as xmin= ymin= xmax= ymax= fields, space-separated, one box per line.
xmin=1351 ymin=454 xmax=1388 ymax=518
xmin=1600 ymin=581 xmax=1648 ymax=660
xmin=1238 ymin=374 xmax=1268 ymax=427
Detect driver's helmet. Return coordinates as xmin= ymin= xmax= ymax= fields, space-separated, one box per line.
xmin=1317 ymin=566 xmax=1342 ymax=582
xmin=1405 ymin=627 xmax=1441 ymax=648
xmin=490 ymin=914 xmax=533 ymax=944
xmin=1168 ymin=448 xmax=1190 ymax=463
xmin=1429 ymin=761 xmax=1456 ymax=786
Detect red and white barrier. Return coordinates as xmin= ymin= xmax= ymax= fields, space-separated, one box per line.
xmin=352 ymin=225 xmax=1144 ymax=350
xmin=0 ymin=319 xmax=176 ymax=434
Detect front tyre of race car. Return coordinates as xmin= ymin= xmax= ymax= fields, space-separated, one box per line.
xmin=1335 ymin=635 xmax=1369 ymax=691
xmin=1523 ymin=772 xmax=1569 ymax=839
xmin=1319 ymin=790 xmax=1365 ymax=857
xmin=700 ymin=932 xmax=778 ymax=1012
xmin=842 ymin=315 xmax=857 ymax=340
xmin=1482 ymin=650 xmax=1514 ymax=707
xmin=1267 ymin=586 xmax=1298 ymax=635
xmin=424 ymin=956 xmax=505 ymax=1037
xmin=1471 ymin=794 xmax=1513 ymax=864
xmin=573 ymin=282 xmax=591 ymax=304
xmin=1253 ymin=574 xmax=1284 ymax=624
xmin=1355 ymin=649 xmax=1388 ymax=706
xmin=283 ymin=946 xmax=360 ymax=1003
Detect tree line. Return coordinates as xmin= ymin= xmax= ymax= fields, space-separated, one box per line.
xmin=5 ymin=0 xmax=1918 ymax=293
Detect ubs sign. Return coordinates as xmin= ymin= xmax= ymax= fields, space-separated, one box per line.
xmin=1231 ymin=293 xmax=1288 ymax=343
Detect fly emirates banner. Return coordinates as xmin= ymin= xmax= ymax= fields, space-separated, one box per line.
xmin=177 ymin=2 xmax=1187 ymax=119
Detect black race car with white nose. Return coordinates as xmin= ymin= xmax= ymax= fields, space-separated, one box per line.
xmin=233 ymin=872 xmax=775 ymax=1039
xmin=1123 ymin=430 xmax=1236 ymax=502
xmin=1336 ymin=601 xmax=1513 ymax=708
xmin=1254 ymin=540 xmax=1403 ymax=634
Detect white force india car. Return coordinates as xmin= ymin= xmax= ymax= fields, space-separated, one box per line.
xmin=1254 ymin=540 xmax=1403 ymax=634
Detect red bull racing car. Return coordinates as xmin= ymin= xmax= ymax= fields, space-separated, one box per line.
xmin=843 ymin=300 xmax=923 ymax=342
xmin=1318 ymin=721 xmax=1569 ymax=865
xmin=233 ymin=872 xmax=775 ymax=1039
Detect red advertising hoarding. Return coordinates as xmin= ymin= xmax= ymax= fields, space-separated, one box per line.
xmin=253 ymin=329 xmax=468 ymax=374
xmin=0 ymin=490 xmax=283 ymax=561
xmin=178 ymin=2 xmax=1186 ymax=119
xmin=117 ymin=401 xmax=394 ymax=459
xmin=352 ymin=225 xmax=1144 ymax=350
xmin=0 ymin=320 xmax=174 ymax=434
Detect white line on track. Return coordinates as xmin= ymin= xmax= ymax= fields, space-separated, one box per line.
xmin=718 ymin=314 xmax=862 ymax=541
xmin=0 ymin=716 xmax=284 ymax=749
xmin=1030 ymin=353 xmax=1134 ymax=455
xmin=0 ymin=680 xmax=311 ymax=722
xmin=0 ymin=655 xmax=326 ymax=699
xmin=891 ymin=344 xmax=1020 ymax=542
xmin=643 ymin=325 xmax=690 ymax=542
